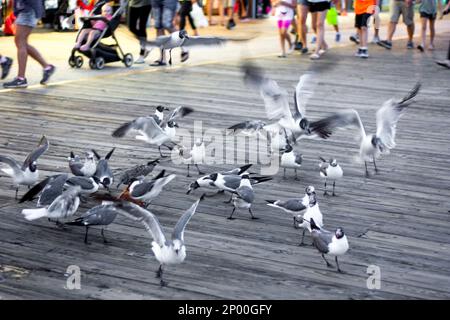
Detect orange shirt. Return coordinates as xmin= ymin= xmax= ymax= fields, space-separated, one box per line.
xmin=354 ymin=0 xmax=376 ymax=15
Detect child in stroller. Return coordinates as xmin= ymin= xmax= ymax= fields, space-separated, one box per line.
xmin=68 ymin=1 xmax=133 ymax=70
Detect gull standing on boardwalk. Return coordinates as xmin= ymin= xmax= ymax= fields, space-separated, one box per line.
xmin=229 ymin=175 xmax=257 ymax=220
xmin=0 ymin=136 xmax=49 ymax=199
xmin=112 ymin=106 xmax=193 ymax=157
xmin=173 ymin=139 xmax=205 ymax=177
xmin=66 ymin=202 xmax=119 ymax=244
xmin=115 ymin=198 xmax=201 ymax=286
xmin=116 ymin=159 xmax=160 ymax=188
xmin=280 ymin=137 xmax=303 ymax=180
xmin=319 ymin=157 xmax=343 ymax=196
xmin=310 ymin=83 xmax=421 ymax=176
xmin=93 ymin=148 xmax=115 ymax=190
xmin=296 ymin=187 xmax=323 ymax=245
xmin=68 ymin=151 xmax=98 ymax=177
xmin=19 ymin=173 xmax=68 ymax=206
xmin=266 ymin=185 xmax=315 ymax=228
xmin=21 ymin=186 xmax=82 ymax=222
xmin=310 ymin=218 xmax=349 ymax=273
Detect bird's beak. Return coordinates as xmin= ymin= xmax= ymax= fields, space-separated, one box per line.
xmin=164 ymin=107 xmax=170 ymax=111
xmin=174 ymin=123 xmax=180 ymax=128
xmin=184 ymin=34 xmax=190 ymax=39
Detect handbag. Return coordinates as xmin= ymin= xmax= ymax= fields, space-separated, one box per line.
xmin=190 ymin=3 xmax=208 ymax=28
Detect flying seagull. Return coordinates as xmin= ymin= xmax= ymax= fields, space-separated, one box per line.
xmin=112 ymin=106 xmax=193 ymax=157
xmin=0 ymin=135 xmax=49 ymax=199
xmin=310 ymin=218 xmax=349 ymax=273
xmin=309 ymin=82 xmax=421 ymax=176
xmin=114 ymin=198 xmax=201 ymax=286
xmin=319 ymin=157 xmax=343 ymax=196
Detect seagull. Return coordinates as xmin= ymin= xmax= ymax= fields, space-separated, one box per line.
xmin=112 ymin=106 xmax=193 ymax=157
xmin=152 ymin=105 xmax=170 ymax=125
xmin=65 ymin=201 xmax=118 ymax=244
xmin=266 ymin=185 xmax=315 ymax=228
xmin=319 ymin=157 xmax=343 ymax=196
xmin=114 ymin=198 xmax=201 ymax=286
xmin=144 ymin=30 xmax=250 ymax=65
xmin=116 ymin=159 xmax=160 ymax=188
xmin=309 ymin=82 xmax=421 ymax=176
xmin=297 ymin=189 xmax=324 ymax=246
xmin=120 ymin=170 xmax=176 ymax=207
xmin=21 ymin=186 xmax=81 ymax=222
xmin=228 ymin=175 xmax=257 ymax=220
xmin=68 ymin=151 xmax=97 ymax=177
xmin=280 ymin=136 xmax=303 ymax=180
xmin=310 ymin=218 xmax=349 ymax=273
xmin=93 ymin=148 xmax=115 ymax=190
xmin=173 ymin=139 xmax=205 ymax=177
xmin=19 ymin=174 xmax=68 ymax=206
xmin=0 ymin=136 xmax=49 ymax=199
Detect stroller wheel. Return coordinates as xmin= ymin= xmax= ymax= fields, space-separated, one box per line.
xmin=95 ymin=57 xmax=105 ymax=70
xmin=68 ymin=56 xmax=76 ymax=68
xmin=124 ymin=54 xmax=133 ymax=68
xmin=75 ymin=56 xmax=83 ymax=69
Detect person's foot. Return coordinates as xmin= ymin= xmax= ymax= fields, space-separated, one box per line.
xmin=295 ymin=42 xmax=303 ymax=50
xmin=40 ymin=65 xmax=56 ymax=85
xmin=377 ymin=40 xmax=392 ymax=49
xmin=1 ymin=57 xmax=13 ymax=80
xmin=318 ymin=49 xmax=327 ymax=55
xmin=354 ymin=48 xmax=363 ymax=57
xmin=371 ymin=35 xmax=380 ymax=44
xmin=287 ymin=43 xmax=295 ymax=54
xmin=180 ymin=50 xmax=189 ymax=62
xmin=349 ymin=34 xmax=360 ymax=45
xmin=406 ymin=41 xmax=414 ymax=49
xmin=301 ymin=47 xmax=309 ymax=55
xmin=80 ymin=44 xmax=90 ymax=51
xmin=359 ymin=48 xmax=369 ymax=58
xmin=3 ymin=77 xmax=28 ymax=89
xmin=310 ymin=53 xmax=320 ymax=60
xmin=435 ymin=60 xmax=450 ymax=69
xmin=226 ymin=19 xmax=236 ymax=30
xmin=417 ymin=44 xmax=424 ymax=52
xmin=428 ymin=44 xmax=435 ymax=50
xmin=311 ymin=36 xmax=317 ymax=44
xmin=278 ymin=53 xmax=287 ymax=58
xmin=335 ymin=32 xmax=341 ymax=43
xmin=150 ymin=60 xmax=167 ymax=66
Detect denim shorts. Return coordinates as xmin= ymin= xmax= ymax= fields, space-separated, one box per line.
xmin=152 ymin=5 xmax=176 ymax=30
xmin=16 ymin=10 xmax=38 ymax=28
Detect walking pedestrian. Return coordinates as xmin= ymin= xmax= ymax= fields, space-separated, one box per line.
xmin=128 ymin=0 xmax=152 ymax=64
xmin=0 ymin=54 xmax=13 ymax=80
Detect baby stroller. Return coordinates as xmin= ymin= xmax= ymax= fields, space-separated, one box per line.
xmin=68 ymin=0 xmax=133 ymax=70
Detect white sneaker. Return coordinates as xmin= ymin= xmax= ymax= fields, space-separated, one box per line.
xmin=287 ymin=44 xmax=295 ymax=54
xmin=134 ymin=56 xmax=146 ymax=64
xmin=371 ymin=36 xmax=380 ymax=44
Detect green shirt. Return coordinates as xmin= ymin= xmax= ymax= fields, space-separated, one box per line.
xmin=130 ymin=0 xmax=152 ymax=7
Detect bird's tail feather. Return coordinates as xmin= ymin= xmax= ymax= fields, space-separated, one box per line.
xmin=22 ymin=208 xmax=48 ymax=221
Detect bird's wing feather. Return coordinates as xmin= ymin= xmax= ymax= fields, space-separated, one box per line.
xmin=309 ymin=109 xmax=366 ymax=140
xmin=22 ymin=136 xmax=49 ymax=170
xmin=293 ymin=73 xmax=317 ymax=120
xmin=182 ymin=36 xmax=228 ymax=47
xmin=171 ymin=199 xmax=200 ymax=242
xmin=0 ymin=155 xmax=22 ymax=175
xmin=115 ymin=201 xmax=166 ymax=246
xmin=312 ymin=230 xmax=333 ymax=254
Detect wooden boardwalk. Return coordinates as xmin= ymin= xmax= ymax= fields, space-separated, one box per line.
xmin=1 ymin=33 xmax=450 ymax=300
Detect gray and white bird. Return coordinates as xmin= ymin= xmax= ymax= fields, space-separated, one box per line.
xmin=280 ymin=138 xmax=303 ymax=180
xmin=310 ymin=218 xmax=349 ymax=273
xmin=93 ymin=148 xmax=115 ymax=190
xmin=151 ymin=105 xmax=170 ymax=125
xmin=0 ymin=135 xmax=49 ymax=199
xmin=228 ymin=175 xmax=257 ymax=220
xmin=310 ymin=82 xmax=421 ymax=176
xmin=144 ymin=30 xmax=248 ymax=65
xmin=122 ymin=170 xmax=176 ymax=207
xmin=65 ymin=201 xmax=119 ymax=244
xmin=319 ymin=157 xmax=343 ymax=196
xmin=21 ymin=186 xmax=81 ymax=221
xmin=116 ymin=159 xmax=160 ymax=188
xmin=266 ymin=185 xmax=315 ymax=228
xmin=19 ymin=173 xmax=69 ymax=206
xmin=68 ymin=151 xmax=97 ymax=177
xmin=114 ymin=198 xmax=201 ymax=286
xmin=65 ymin=176 xmax=101 ymax=194
xmin=173 ymin=139 xmax=205 ymax=177
xmin=112 ymin=106 xmax=193 ymax=157
xmin=297 ymin=189 xmax=324 ymax=246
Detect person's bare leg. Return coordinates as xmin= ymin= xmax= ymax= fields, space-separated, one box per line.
xmin=407 ymin=23 xmax=414 ymax=43
xmin=208 ymin=0 xmax=213 ymax=24
xmin=14 ymin=25 xmax=33 ymax=78
xmin=156 ymin=29 xmax=166 ymax=62
xmin=279 ymin=28 xmax=286 ymax=55
xmin=26 ymin=43 xmax=50 ymax=68
xmin=80 ymin=30 xmax=100 ymax=50
xmin=420 ymin=17 xmax=427 ymax=48
xmin=74 ymin=29 xmax=89 ymax=48
xmin=311 ymin=12 xmax=317 ymax=46
xmin=316 ymin=11 xmax=327 ymax=52
xmin=386 ymin=22 xmax=397 ymax=42
xmin=361 ymin=26 xmax=368 ymax=48
xmin=297 ymin=5 xmax=308 ymax=46
xmin=429 ymin=18 xmax=435 ymax=49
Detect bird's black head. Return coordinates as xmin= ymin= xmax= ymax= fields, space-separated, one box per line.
xmin=299 ymin=118 xmax=310 ymax=133
xmin=102 ymin=177 xmax=111 ymax=187
xmin=187 ymin=181 xmax=200 ymax=194
xmin=168 ymin=121 xmax=179 ymax=128
xmin=371 ymin=136 xmax=384 ymax=152
xmin=335 ymin=228 xmax=345 ymax=239
xmin=156 ymin=105 xmax=167 ymax=112
xmin=241 ymin=174 xmax=250 ymax=180
xmin=283 ymin=143 xmax=293 ymax=153
xmin=29 ymin=161 xmax=37 ymax=172
xmin=305 ymin=185 xmax=315 ymax=195
xmin=209 ymin=173 xmax=218 ymax=181
xmin=308 ymin=193 xmax=317 ymax=207
xmin=179 ymin=30 xmax=189 ymax=39
xmin=330 ymin=159 xmax=338 ymax=167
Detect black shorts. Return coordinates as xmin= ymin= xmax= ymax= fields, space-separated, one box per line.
xmin=420 ymin=12 xmax=437 ymax=20
xmin=355 ymin=13 xmax=372 ymax=28
xmin=308 ymin=1 xmax=331 ymax=13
